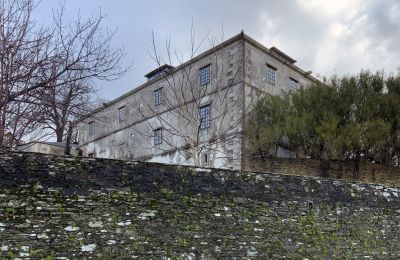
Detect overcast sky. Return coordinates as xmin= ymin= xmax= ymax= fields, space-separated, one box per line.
xmin=34 ymin=0 xmax=400 ymax=101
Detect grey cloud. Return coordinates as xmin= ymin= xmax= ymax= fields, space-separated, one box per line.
xmin=33 ymin=0 xmax=400 ymax=99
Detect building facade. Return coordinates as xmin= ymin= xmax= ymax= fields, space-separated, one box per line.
xmin=77 ymin=32 xmax=317 ymax=170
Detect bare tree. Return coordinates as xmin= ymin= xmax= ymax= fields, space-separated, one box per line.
xmin=40 ymin=79 xmax=95 ymax=151
xmin=0 ymin=0 xmax=127 ymax=149
xmin=0 ymin=0 xmax=51 ymax=147
xmin=131 ymin=29 xmax=248 ymax=167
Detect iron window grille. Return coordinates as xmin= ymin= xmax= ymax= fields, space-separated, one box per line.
xmin=289 ymin=77 xmax=299 ymax=91
xmin=199 ymin=65 xmax=210 ymax=86
xmin=88 ymin=121 xmax=95 ymax=136
xmin=266 ymin=65 xmax=277 ymax=86
xmin=154 ymin=88 xmax=162 ymax=106
xmin=199 ymin=104 xmax=211 ymax=129
xmin=118 ymin=106 xmax=125 ymax=122
xmin=154 ymin=128 xmax=163 ymax=145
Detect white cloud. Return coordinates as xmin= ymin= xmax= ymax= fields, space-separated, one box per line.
xmin=389 ymin=3 xmax=400 ymax=22
xmin=297 ymin=0 xmax=363 ymax=19
xmin=290 ymin=1 xmax=400 ymax=76
xmin=34 ymin=0 xmax=400 ymax=99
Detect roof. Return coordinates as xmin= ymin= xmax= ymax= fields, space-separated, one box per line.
xmin=269 ymin=47 xmax=297 ymax=64
xmin=78 ymin=31 xmax=320 ymax=122
xmin=144 ymin=64 xmax=174 ymax=78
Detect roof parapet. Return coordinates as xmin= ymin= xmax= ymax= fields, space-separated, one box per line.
xmin=145 ymin=64 xmax=174 ymax=81
xmin=269 ymin=46 xmax=297 ymax=64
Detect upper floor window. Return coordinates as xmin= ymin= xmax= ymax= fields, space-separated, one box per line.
xmin=118 ymin=106 xmax=125 ymax=122
xmin=199 ymin=104 xmax=211 ymax=129
xmin=88 ymin=121 xmax=95 ymax=136
xmin=154 ymin=87 xmax=163 ymax=106
xmin=289 ymin=77 xmax=299 ymax=91
xmin=154 ymin=128 xmax=162 ymax=145
xmin=199 ymin=64 xmax=210 ymax=86
xmin=266 ymin=65 xmax=277 ymax=86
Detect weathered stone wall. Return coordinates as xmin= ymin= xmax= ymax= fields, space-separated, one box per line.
xmin=1 ymin=151 xmax=400 ymax=258
xmin=77 ymin=38 xmax=245 ymax=170
xmin=249 ymin=157 xmax=400 ymax=186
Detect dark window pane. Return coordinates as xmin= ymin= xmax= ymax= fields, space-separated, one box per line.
xmin=154 ymin=128 xmax=162 ymax=145
xmin=200 ymin=65 xmax=210 ymax=86
xmin=266 ymin=65 xmax=276 ymax=86
xmin=199 ymin=105 xmax=211 ymax=129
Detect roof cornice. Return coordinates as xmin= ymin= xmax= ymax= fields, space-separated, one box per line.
xmin=78 ymin=32 xmax=320 ymax=122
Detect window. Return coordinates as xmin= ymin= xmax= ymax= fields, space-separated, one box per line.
xmin=199 ymin=104 xmax=211 ymax=129
xmin=154 ymin=128 xmax=162 ymax=145
xmin=227 ymin=149 xmax=234 ymax=164
xmin=118 ymin=106 xmax=125 ymax=122
xmin=289 ymin=77 xmax=299 ymax=91
xmin=88 ymin=153 xmax=94 ymax=158
xmin=199 ymin=65 xmax=210 ymax=86
xmin=266 ymin=65 xmax=277 ymax=86
xmin=201 ymin=152 xmax=209 ymax=165
xmin=154 ymin=88 xmax=162 ymax=106
xmin=88 ymin=121 xmax=95 ymax=136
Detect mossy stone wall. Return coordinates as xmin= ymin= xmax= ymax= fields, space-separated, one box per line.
xmin=1 ymin=151 xmax=400 ymax=258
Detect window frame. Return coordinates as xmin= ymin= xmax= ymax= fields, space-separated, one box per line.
xmin=199 ymin=64 xmax=211 ymax=86
xmin=199 ymin=104 xmax=211 ymax=130
xmin=153 ymin=128 xmax=163 ymax=145
xmin=154 ymin=87 xmax=163 ymax=106
xmin=289 ymin=77 xmax=299 ymax=91
xmin=118 ymin=106 xmax=126 ymax=122
xmin=88 ymin=121 xmax=95 ymax=136
xmin=201 ymin=152 xmax=209 ymax=165
xmin=266 ymin=64 xmax=277 ymax=86
xmin=227 ymin=149 xmax=234 ymax=164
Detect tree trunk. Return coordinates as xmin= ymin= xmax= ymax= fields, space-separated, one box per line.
xmin=352 ymin=152 xmax=360 ymax=179
xmin=319 ymin=144 xmax=330 ymax=178
xmin=64 ymin=122 xmax=73 ymax=155
xmin=320 ymin=158 xmax=331 ymax=178
xmin=56 ymin=127 xmax=64 ymax=143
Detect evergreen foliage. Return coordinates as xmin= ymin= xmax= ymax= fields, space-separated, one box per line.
xmin=247 ymin=70 xmax=400 ymax=167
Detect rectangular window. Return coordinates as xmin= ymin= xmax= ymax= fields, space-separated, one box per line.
xmin=199 ymin=64 xmax=210 ymax=86
xmin=118 ymin=106 xmax=125 ymax=122
xmin=154 ymin=88 xmax=162 ymax=106
xmin=88 ymin=121 xmax=95 ymax=136
xmin=266 ymin=65 xmax=277 ymax=86
xmin=154 ymin=128 xmax=162 ymax=145
xmin=201 ymin=152 xmax=209 ymax=165
xmin=199 ymin=104 xmax=211 ymax=129
xmin=227 ymin=149 xmax=234 ymax=164
xmin=289 ymin=77 xmax=299 ymax=91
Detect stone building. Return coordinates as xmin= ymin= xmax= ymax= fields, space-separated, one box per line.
xmin=77 ymin=32 xmax=318 ymax=170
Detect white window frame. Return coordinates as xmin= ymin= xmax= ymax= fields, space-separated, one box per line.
xmin=289 ymin=77 xmax=299 ymax=91
xmin=266 ymin=64 xmax=277 ymax=86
